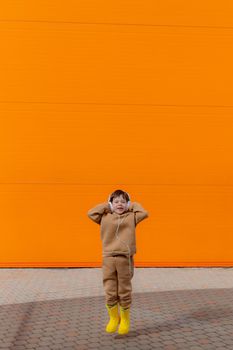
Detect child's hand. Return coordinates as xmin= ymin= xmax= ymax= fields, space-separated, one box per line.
xmin=128 ymin=202 xmax=134 ymax=212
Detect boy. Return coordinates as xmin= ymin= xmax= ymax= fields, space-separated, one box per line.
xmin=87 ymin=189 xmax=149 ymax=334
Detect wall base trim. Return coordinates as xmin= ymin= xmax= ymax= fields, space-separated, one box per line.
xmin=0 ymin=261 xmax=232 ymax=268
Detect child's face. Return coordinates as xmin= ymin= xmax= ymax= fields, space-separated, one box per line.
xmin=112 ymin=195 xmax=128 ymax=214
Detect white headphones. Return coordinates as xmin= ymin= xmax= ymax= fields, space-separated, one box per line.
xmin=108 ymin=191 xmax=131 ymax=212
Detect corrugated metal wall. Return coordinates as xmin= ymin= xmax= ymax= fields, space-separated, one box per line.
xmin=0 ymin=1 xmax=233 ymax=267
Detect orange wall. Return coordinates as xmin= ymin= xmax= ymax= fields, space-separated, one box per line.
xmin=0 ymin=1 xmax=233 ymax=267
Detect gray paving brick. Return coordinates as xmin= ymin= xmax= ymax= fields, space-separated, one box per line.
xmin=0 ymin=267 xmax=233 ymax=349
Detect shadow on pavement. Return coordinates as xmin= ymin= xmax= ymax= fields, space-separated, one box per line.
xmin=0 ymin=288 xmax=232 ymax=349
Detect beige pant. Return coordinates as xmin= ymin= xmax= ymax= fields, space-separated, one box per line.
xmin=102 ymin=254 xmax=134 ymax=309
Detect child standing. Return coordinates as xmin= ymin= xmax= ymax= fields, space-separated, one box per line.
xmin=87 ymin=189 xmax=149 ymax=334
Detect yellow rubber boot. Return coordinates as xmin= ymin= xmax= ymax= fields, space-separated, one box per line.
xmin=118 ymin=306 xmax=130 ymax=335
xmin=105 ymin=303 xmax=120 ymax=333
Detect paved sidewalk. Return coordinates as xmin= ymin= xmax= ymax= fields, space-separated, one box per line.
xmin=0 ymin=267 xmax=233 ymax=350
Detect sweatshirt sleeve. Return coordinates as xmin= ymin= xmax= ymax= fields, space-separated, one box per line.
xmin=87 ymin=202 xmax=111 ymax=224
xmin=129 ymin=202 xmax=149 ymax=225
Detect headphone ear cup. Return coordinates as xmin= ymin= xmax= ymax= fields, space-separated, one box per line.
xmin=108 ymin=201 xmax=113 ymax=212
xmin=125 ymin=192 xmax=131 ymax=205
xmin=108 ymin=193 xmax=113 ymax=212
xmin=127 ymin=201 xmax=131 ymax=209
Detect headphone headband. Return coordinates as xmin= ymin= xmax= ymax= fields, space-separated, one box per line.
xmin=108 ymin=191 xmax=131 ymax=202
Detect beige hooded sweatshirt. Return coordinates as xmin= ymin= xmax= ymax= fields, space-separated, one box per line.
xmin=87 ymin=201 xmax=149 ymax=257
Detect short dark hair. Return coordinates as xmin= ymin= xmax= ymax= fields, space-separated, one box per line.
xmin=109 ymin=189 xmax=130 ymax=203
